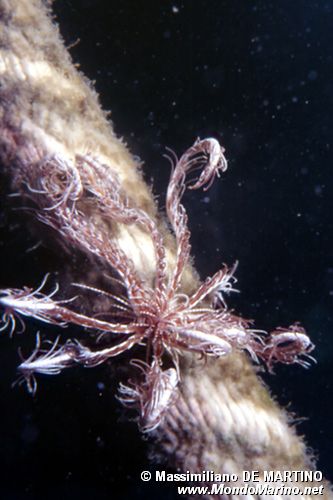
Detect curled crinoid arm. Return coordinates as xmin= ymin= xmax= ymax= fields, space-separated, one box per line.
xmin=22 ymin=154 xmax=147 ymax=302
xmin=165 ymin=138 xmax=228 ymax=295
xmin=256 ymin=324 xmax=315 ymax=372
xmin=186 ymin=137 xmax=228 ymax=191
xmin=18 ymin=332 xmax=146 ymax=395
xmin=0 ymin=276 xmax=137 ymax=334
xmin=118 ymin=360 xmax=179 ymax=432
xmin=24 ymin=154 xmax=83 ymax=212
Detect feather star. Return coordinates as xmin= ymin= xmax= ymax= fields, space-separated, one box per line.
xmin=0 ymin=138 xmax=315 ymax=432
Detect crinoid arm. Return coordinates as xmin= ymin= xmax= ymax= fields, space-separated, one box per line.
xmin=256 ymin=325 xmax=316 ymax=372
xmin=0 ymin=279 xmax=136 ymax=334
xmin=118 ymin=360 xmax=179 ymax=432
xmin=165 ymin=138 xmax=228 ymax=296
xmin=23 ymin=154 xmax=83 ymax=212
xmin=76 ymin=155 xmax=168 ymax=293
xmin=21 ymin=153 xmax=146 ymax=301
xmin=18 ymin=332 xmax=146 ymax=395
